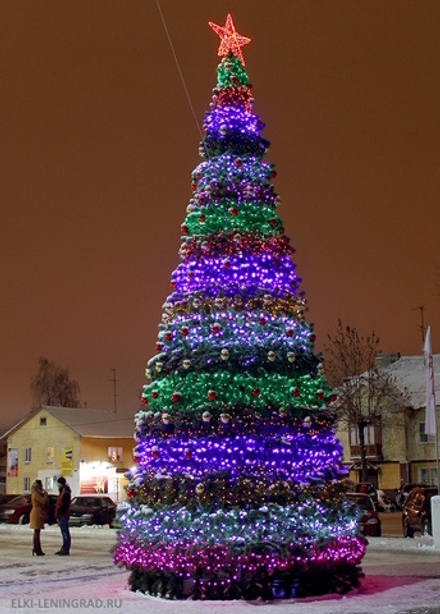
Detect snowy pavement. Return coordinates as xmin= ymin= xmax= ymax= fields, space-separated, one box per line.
xmin=1 ymin=524 xmax=440 ymax=614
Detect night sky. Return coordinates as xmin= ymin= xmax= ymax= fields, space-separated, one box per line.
xmin=1 ymin=1 xmax=440 ymax=434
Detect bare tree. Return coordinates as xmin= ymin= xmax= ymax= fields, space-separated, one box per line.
xmin=30 ymin=356 xmax=81 ymax=408
xmin=324 ymin=320 xmax=405 ymax=483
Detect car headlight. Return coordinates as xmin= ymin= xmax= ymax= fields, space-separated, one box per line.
xmin=3 ymin=509 xmax=14 ymax=516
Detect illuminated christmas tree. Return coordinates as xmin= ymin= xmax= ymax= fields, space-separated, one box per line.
xmin=114 ymin=14 xmax=366 ymax=600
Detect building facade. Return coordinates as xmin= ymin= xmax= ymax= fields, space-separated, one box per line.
xmin=2 ymin=406 xmax=135 ymax=502
xmin=337 ymin=353 xmax=440 ymax=493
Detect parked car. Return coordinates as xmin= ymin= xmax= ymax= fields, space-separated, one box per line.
xmin=0 ymin=494 xmax=16 ymax=506
xmin=353 ymin=483 xmax=379 ymax=509
xmin=347 ymin=492 xmax=382 ymax=537
xmin=402 ymin=486 xmax=438 ymax=537
xmin=0 ymin=493 xmax=58 ymax=525
xmin=68 ymin=495 xmax=116 ymax=526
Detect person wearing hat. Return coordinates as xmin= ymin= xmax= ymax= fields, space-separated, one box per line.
xmin=55 ymin=476 xmax=71 ymax=555
xmin=30 ymin=479 xmax=48 ymax=556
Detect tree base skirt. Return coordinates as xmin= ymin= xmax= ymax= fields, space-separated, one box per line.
xmin=125 ymin=561 xmax=364 ymax=601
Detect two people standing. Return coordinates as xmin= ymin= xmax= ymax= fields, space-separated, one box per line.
xmin=29 ymin=476 xmax=71 ymax=557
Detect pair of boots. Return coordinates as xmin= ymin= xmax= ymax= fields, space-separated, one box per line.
xmin=32 ymin=530 xmax=45 ymax=556
xmin=55 ymin=549 xmax=69 ymax=556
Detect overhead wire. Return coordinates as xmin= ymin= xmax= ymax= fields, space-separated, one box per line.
xmin=156 ymin=0 xmax=204 ymax=141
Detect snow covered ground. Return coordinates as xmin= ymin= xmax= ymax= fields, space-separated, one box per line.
xmin=1 ymin=524 xmax=440 ymax=614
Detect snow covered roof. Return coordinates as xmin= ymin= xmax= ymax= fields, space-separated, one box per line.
xmin=1 ymin=406 xmax=134 ymax=439
xmin=379 ymin=354 xmax=440 ymax=410
xmin=42 ymin=406 xmax=134 ymax=438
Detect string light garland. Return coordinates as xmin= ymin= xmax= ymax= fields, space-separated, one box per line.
xmin=113 ymin=15 xmax=365 ymax=601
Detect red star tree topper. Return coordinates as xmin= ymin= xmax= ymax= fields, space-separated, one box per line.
xmin=209 ymin=13 xmax=251 ymax=66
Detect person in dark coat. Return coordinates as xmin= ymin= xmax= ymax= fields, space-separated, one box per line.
xmin=55 ymin=476 xmax=71 ymax=555
xmin=30 ymin=479 xmax=48 ymax=556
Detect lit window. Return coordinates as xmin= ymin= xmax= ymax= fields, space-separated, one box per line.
xmin=108 ymin=447 xmax=123 ymax=463
xmin=46 ymin=447 xmax=54 ymax=463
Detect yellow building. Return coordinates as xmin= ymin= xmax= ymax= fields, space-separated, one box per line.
xmin=2 ymin=406 xmax=135 ymax=502
xmin=336 ymin=353 xmax=440 ymax=494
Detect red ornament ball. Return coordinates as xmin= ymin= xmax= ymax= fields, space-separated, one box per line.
xmin=151 ymin=390 xmax=158 ymax=399
xmin=292 ymin=387 xmax=300 ymax=398
xmin=208 ymin=390 xmax=216 ymax=401
xmin=259 ymin=316 xmax=266 ymax=326
xmin=286 ymin=328 xmax=294 ymax=337
xmin=171 ymin=392 xmax=180 ymax=403
xmin=198 ymin=213 xmax=206 ymax=223
xmin=309 ymin=333 xmax=317 ymax=343
xmin=229 ymin=207 xmax=238 ymax=216
xmin=235 ymin=158 xmax=243 ymax=168
xmin=181 ymin=326 xmax=189 ymax=337
xmin=252 ymin=388 xmax=260 ymax=398
xmin=155 ymin=342 xmax=163 ymax=351
xmin=181 ymin=224 xmax=187 ymax=235
xmin=165 ymin=332 xmax=172 ymax=341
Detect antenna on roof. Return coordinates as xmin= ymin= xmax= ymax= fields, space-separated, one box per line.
xmin=109 ymin=368 xmax=120 ymax=414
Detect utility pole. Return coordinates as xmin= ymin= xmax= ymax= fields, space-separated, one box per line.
xmin=413 ymin=305 xmax=426 ymax=346
xmin=418 ymin=305 xmax=426 ymax=346
xmin=109 ymin=368 xmax=119 ymax=414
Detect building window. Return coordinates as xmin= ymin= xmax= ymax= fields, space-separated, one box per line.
xmin=46 ymin=447 xmax=54 ymax=463
xmin=349 ymin=423 xmax=377 ymax=446
xmin=418 ymin=467 xmax=438 ymax=486
xmin=24 ymin=477 xmax=30 ymax=491
xmin=108 ymin=447 xmax=123 ymax=463
xmin=419 ymin=422 xmax=436 ymax=444
xmin=24 ymin=447 xmax=31 ymax=463
xmin=40 ymin=417 xmax=47 ymax=426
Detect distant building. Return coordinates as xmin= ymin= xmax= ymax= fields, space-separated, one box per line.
xmin=1 ymin=406 xmax=135 ymax=501
xmin=337 ymin=353 xmax=440 ymax=492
